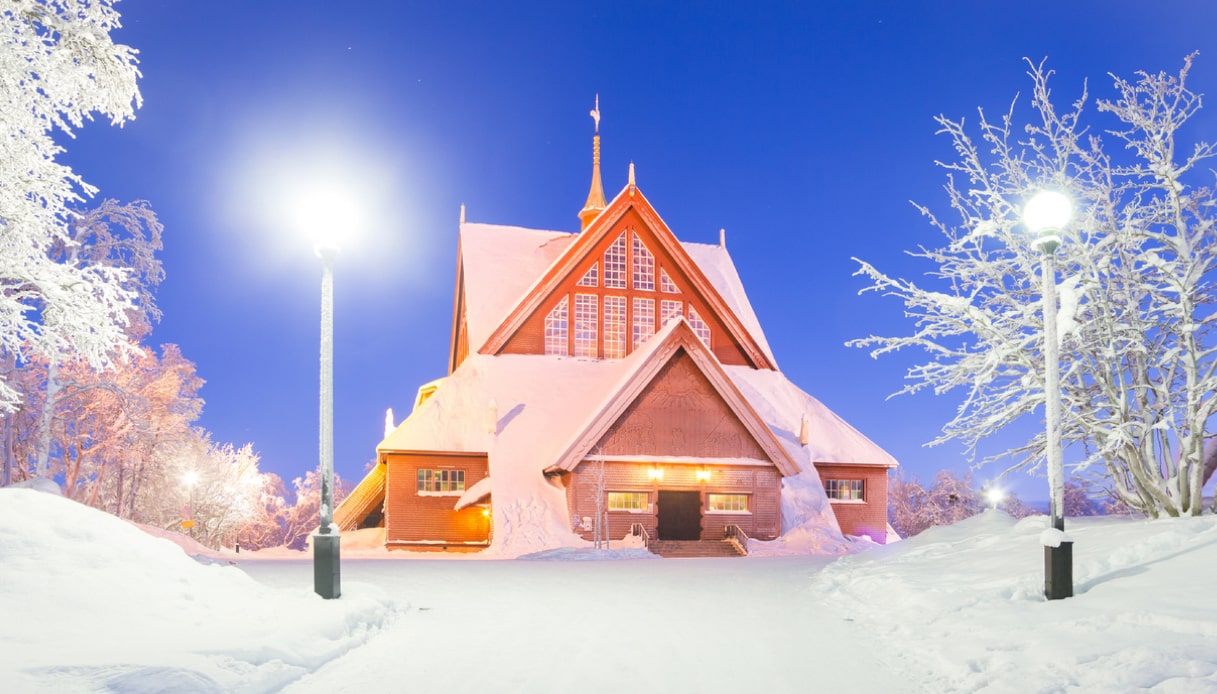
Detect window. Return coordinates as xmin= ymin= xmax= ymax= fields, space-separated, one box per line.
xmin=659 ymin=268 xmax=679 ymax=294
xmin=825 ymin=479 xmax=865 ymax=501
xmin=661 ymin=300 xmax=683 ymax=327
xmin=418 ymin=469 xmax=465 ymax=495
xmin=632 ymin=297 xmax=655 ymax=348
xmin=688 ymin=305 xmax=711 ymax=346
xmin=608 ymin=491 xmax=649 ymax=512
xmin=707 ymin=493 xmax=749 ymax=513
xmin=631 ymin=233 xmax=655 ymax=291
xmin=603 ymin=295 xmax=627 ymax=359
xmin=544 ymin=296 xmax=568 ymax=355
xmin=574 ymin=294 xmax=598 ymax=357
xmin=577 ymin=262 xmax=599 ymax=287
xmin=603 ymin=233 xmax=627 ymax=288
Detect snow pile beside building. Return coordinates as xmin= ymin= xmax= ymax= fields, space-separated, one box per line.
xmin=747 ymin=471 xmax=855 ymax=556
xmin=0 ymin=488 xmax=402 ymax=693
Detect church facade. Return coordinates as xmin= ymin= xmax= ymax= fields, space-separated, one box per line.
xmin=335 ymin=108 xmax=896 ymax=553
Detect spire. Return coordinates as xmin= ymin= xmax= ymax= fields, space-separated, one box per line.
xmin=579 ymin=94 xmax=607 ymax=231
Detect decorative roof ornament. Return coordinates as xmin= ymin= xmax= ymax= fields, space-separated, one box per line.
xmin=578 ymin=94 xmax=607 ymax=231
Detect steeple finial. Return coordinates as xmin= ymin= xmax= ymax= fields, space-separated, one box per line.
xmin=579 ymin=94 xmax=607 ymax=231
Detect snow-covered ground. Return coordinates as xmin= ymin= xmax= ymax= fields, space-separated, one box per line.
xmin=2 ymin=487 xmax=1215 ymax=693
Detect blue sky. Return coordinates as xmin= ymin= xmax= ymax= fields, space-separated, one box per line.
xmin=63 ymin=1 xmax=1217 ymax=501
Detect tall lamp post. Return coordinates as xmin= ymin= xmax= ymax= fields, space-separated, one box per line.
xmin=312 ymin=232 xmax=341 ymax=600
xmin=1022 ymin=190 xmax=1073 ymax=601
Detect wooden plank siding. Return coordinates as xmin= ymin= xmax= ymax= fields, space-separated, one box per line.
xmin=814 ymin=462 xmax=891 ymax=543
xmin=384 ymin=452 xmax=491 ymax=550
xmin=565 ymin=461 xmax=782 ymax=542
xmin=596 ymin=351 xmax=769 ymax=460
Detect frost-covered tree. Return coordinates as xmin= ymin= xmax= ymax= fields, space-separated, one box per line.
xmin=0 ymin=1 xmax=144 ymax=410
xmin=852 ymin=56 xmax=1216 ymax=518
xmin=888 ymin=470 xmax=983 ymax=537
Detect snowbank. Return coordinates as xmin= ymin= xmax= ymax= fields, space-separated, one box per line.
xmin=810 ymin=509 xmax=1217 ymax=692
xmin=0 ymin=488 xmax=402 ymax=693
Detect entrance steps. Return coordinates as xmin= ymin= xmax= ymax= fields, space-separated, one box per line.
xmin=649 ymin=540 xmax=745 ymax=558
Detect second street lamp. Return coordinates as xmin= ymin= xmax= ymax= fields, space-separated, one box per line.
xmin=1022 ymin=189 xmax=1074 ymax=601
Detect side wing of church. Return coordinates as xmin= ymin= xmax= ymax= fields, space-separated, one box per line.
xmin=335 ymin=107 xmax=897 ymax=554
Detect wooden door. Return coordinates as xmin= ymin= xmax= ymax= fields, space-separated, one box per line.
xmin=657 ymin=490 xmax=702 ymax=540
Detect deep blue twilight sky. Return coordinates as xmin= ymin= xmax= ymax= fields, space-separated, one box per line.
xmin=63 ymin=1 xmax=1216 ymax=502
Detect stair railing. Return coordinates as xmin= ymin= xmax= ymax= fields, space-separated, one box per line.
xmin=724 ymin=524 xmax=750 ymax=555
xmin=630 ymin=522 xmax=651 ymax=550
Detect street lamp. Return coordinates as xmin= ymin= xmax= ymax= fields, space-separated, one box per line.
xmin=302 ymin=191 xmax=352 ymax=601
xmin=985 ymin=487 xmax=1005 ymax=511
xmin=1022 ymin=189 xmax=1073 ymax=601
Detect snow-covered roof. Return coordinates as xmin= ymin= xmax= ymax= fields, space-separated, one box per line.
xmin=381 ymin=336 xmax=895 ymax=475
xmin=459 ymin=223 xmax=574 ymax=354
xmin=457 ymin=222 xmax=775 ymax=364
xmin=682 ymin=241 xmax=776 ymax=366
xmin=726 ymin=366 xmax=898 ymax=469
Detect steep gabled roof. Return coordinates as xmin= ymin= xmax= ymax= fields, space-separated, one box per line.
xmin=546 ymin=318 xmax=799 ymax=475
xmin=478 ymin=183 xmax=777 ymax=369
xmin=457 ymin=223 xmax=575 ymax=355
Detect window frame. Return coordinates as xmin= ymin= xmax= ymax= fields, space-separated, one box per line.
xmin=417 ymin=468 xmax=466 ymax=496
xmin=706 ymin=493 xmax=751 ymax=514
xmin=607 ymin=491 xmax=650 ymax=513
xmin=824 ymin=479 xmax=866 ymax=502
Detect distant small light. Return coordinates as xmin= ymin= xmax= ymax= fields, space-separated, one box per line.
xmin=986 ymin=488 xmax=1005 ymax=508
xmin=696 ymin=468 xmax=711 ymax=482
xmin=648 ymin=466 xmax=664 ymax=481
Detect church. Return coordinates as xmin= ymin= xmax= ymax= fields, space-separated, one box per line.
xmin=335 ymin=103 xmax=897 ymax=554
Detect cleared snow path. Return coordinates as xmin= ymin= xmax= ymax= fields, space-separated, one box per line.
xmin=241 ymin=556 xmax=913 ymax=693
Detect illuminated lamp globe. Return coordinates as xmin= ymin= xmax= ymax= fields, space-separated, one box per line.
xmin=1022 ymin=191 xmax=1073 ymax=252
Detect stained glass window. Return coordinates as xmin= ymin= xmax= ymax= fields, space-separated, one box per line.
xmin=660 ymin=300 xmax=683 ymax=327
xmin=577 ymin=262 xmax=599 ymax=287
xmin=632 ymin=297 xmax=655 ymax=349
xmin=574 ymin=294 xmax=598 ymax=357
xmin=603 ymin=233 xmax=627 ymax=289
xmin=603 ymin=295 xmax=627 ymax=359
xmin=632 ymin=234 xmax=655 ymax=291
xmin=544 ymin=296 xmax=568 ymax=355
xmin=659 ymin=268 xmax=679 ymax=294
xmin=688 ymin=305 xmax=711 ymax=346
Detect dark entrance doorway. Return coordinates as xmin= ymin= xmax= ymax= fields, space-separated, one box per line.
xmin=657 ymin=491 xmax=702 ymax=540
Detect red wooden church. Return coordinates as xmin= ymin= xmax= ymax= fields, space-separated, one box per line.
xmin=335 ymin=105 xmax=897 ymax=554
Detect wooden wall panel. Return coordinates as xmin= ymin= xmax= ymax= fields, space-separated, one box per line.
xmin=384 ymin=452 xmax=491 ymax=548
xmin=597 ymin=351 xmax=769 ymax=461
xmin=814 ymin=462 xmax=891 ymax=543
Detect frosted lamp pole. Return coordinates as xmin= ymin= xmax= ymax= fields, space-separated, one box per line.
xmin=303 ymin=194 xmax=350 ymax=601
xmin=1023 ymin=189 xmax=1073 ymax=601
xmin=181 ymin=471 xmax=199 ymax=540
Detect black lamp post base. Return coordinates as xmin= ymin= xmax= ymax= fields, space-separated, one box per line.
xmin=314 ymin=532 xmax=341 ymax=599
xmin=1044 ymin=541 xmax=1073 ymax=600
